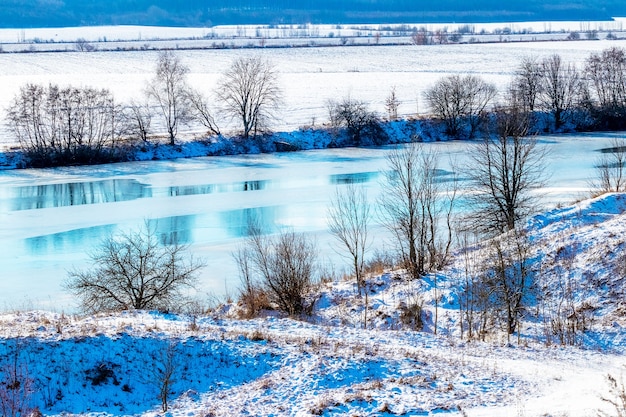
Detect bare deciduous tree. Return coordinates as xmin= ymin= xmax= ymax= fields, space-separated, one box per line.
xmin=328 ymin=183 xmax=370 ymax=295
xmin=463 ymin=108 xmax=547 ymax=235
xmin=65 ymin=222 xmax=204 ymax=313
xmin=513 ymin=56 xmax=542 ymax=113
xmin=456 ymin=232 xmax=494 ymax=341
xmin=457 ymin=229 xmax=535 ymax=341
xmin=585 ymin=47 xmax=626 ymax=112
xmin=424 ymin=74 xmax=497 ymax=138
xmin=75 ymin=37 xmax=96 ymax=52
xmin=385 ymin=86 xmax=400 ymax=121
xmin=379 ymin=143 xmax=456 ymax=279
xmin=145 ymin=51 xmax=192 ymax=145
xmin=538 ymin=54 xmax=581 ymax=130
xmin=151 ymin=342 xmax=178 ymax=412
xmin=486 ymin=229 xmax=534 ymax=338
xmin=217 ymin=56 xmax=282 ymax=140
xmin=411 ymin=27 xmax=431 ymax=45
xmin=6 ymin=83 xmax=122 ymax=166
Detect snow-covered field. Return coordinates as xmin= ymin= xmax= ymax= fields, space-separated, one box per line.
xmin=2 ymin=35 xmax=626 ymax=147
xmin=0 ymin=192 xmax=625 ymax=417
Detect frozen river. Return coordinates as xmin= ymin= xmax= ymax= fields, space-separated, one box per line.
xmin=0 ymin=132 xmax=622 ymax=311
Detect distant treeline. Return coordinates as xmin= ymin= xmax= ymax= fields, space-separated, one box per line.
xmin=1 ymin=0 xmax=626 ymax=28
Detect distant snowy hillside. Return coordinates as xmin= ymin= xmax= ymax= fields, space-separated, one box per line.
xmin=0 ymin=193 xmax=625 ymax=416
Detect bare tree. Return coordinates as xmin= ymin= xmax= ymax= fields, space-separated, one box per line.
xmin=151 ymin=342 xmax=178 ymax=412
xmin=6 ymin=83 xmax=122 ymax=167
xmin=538 ymin=54 xmax=581 ymax=130
xmin=216 ymin=56 xmax=282 ymax=140
xmin=463 ymin=106 xmax=547 ymax=235
xmin=411 ymin=27 xmax=431 ymax=45
xmin=66 ymin=222 xmax=204 ymax=313
xmin=585 ymin=47 xmax=626 ymax=129
xmin=456 ymin=232 xmax=494 ymax=341
xmin=385 ymin=86 xmax=400 ymax=121
xmin=585 ymin=47 xmax=626 ymax=112
xmin=457 ymin=229 xmax=535 ymax=341
xmin=145 ymin=51 xmax=192 ymax=145
xmin=513 ymin=56 xmax=542 ymax=113
xmin=241 ymin=229 xmax=317 ymax=316
xmin=75 ymin=37 xmax=96 ymax=52
xmin=379 ymin=143 xmax=456 ymax=279
xmin=592 ymin=136 xmax=626 ymax=194
xmin=424 ymin=74 xmax=497 ymax=138
xmin=328 ymin=183 xmax=370 ymax=295
xmin=486 ymin=229 xmax=534 ymax=338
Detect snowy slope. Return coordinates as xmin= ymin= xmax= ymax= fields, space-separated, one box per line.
xmin=0 ymin=193 xmax=625 ymax=416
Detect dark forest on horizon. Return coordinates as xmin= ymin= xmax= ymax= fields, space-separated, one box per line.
xmin=2 ymin=0 xmax=626 ymax=28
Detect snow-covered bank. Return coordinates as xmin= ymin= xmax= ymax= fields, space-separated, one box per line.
xmin=0 ymin=119 xmax=422 ymax=170
xmin=1 ymin=192 xmax=625 ymax=416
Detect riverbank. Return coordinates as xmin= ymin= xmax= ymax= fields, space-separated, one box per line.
xmin=0 ymin=118 xmax=424 ymax=170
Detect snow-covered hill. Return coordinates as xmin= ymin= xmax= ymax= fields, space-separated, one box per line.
xmin=1 ymin=193 xmax=625 ymax=416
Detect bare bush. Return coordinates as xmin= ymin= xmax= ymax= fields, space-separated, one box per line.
xmin=233 ymin=245 xmax=271 ymax=318
xmin=65 ymin=222 xmax=204 ymax=314
xmin=327 ymin=96 xmax=386 ymax=145
xmin=239 ymin=229 xmax=317 ymax=316
xmin=599 ymin=374 xmax=626 ymax=417
xmin=0 ymin=341 xmax=34 ymax=417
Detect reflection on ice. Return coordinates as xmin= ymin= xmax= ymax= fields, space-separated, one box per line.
xmin=330 ymin=171 xmax=379 ymax=184
xmin=25 ymin=224 xmax=116 ymax=255
xmin=165 ymin=179 xmax=270 ymax=197
xmin=220 ymin=206 xmax=283 ymax=238
xmin=149 ymin=215 xmax=196 ymax=245
xmin=23 ymin=206 xmax=286 ymax=257
xmin=11 ymin=179 xmax=151 ymax=211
